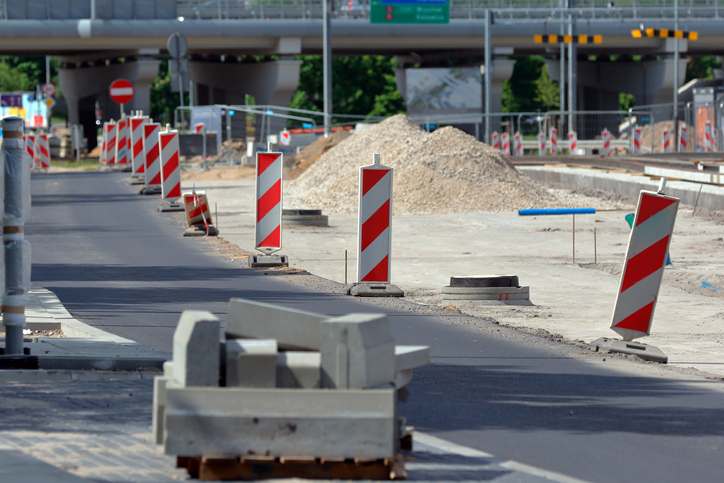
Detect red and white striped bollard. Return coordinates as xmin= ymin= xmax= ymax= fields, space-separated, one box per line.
xmin=143 ymin=123 xmax=161 ymax=186
xmin=129 ymin=116 xmax=147 ymax=176
xmin=255 ymin=150 xmax=283 ymax=252
xmin=549 ymin=127 xmax=557 ymax=155
xmin=357 ymin=153 xmax=393 ymax=284
xmin=159 ymin=130 xmax=182 ymax=200
xmin=569 ymin=131 xmax=578 ymax=155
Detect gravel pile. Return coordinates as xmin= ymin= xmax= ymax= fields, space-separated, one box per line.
xmin=286 ymin=114 xmax=560 ymax=214
xmin=288 ymin=129 xmax=350 ymax=179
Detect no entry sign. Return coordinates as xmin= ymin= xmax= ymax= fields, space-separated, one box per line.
xmin=109 ymin=79 xmax=134 ymax=104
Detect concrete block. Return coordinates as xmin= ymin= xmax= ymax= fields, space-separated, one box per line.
xmin=590 ymin=337 xmax=668 ymax=363
xmin=164 ymin=387 xmax=397 ymax=459
xmin=172 ymin=311 xmax=220 ymax=387
xmin=157 ymin=200 xmax=184 ymax=212
xmin=395 ymin=345 xmax=430 ymax=373
xmin=346 ymin=283 xmax=404 ymax=297
xmin=226 ymin=339 xmax=278 ymax=388
xmin=226 ymin=298 xmax=327 ymax=351
xmin=152 ymin=376 xmax=168 ymax=445
xmin=276 ymin=351 xmax=321 ymax=388
xmin=163 ymin=361 xmax=174 ymax=379
xmin=321 ymin=314 xmax=396 ymax=389
xmin=248 ymin=254 xmax=289 ymax=268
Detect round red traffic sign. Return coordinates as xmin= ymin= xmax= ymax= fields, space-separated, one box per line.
xmin=42 ymin=82 xmax=56 ymax=97
xmin=109 ymin=79 xmax=134 ymax=104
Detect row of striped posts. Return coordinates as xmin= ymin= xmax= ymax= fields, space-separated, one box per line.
xmin=22 ymin=133 xmax=51 ymax=170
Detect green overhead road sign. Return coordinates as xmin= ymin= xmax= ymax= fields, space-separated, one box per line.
xmin=371 ymin=0 xmax=449 ymax=24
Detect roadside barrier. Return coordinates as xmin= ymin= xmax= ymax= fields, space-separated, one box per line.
xmin=538 ymin=132 xmax=546 ymax=155
xmin=129 ymin=116 xmax=147 ymax=177
xmin=159 ymin=130 xmax=182 ymax=200
xmin=255 ymin=150 xmax=283 ymax=251
xmin=103 ymin=121 xmax=116 ymax=165
xmin=633 ymin=127 xmax=642 ymax=154
xmin=116 ymin=116 xmax=129 ymax=164
xmin=704 ymin=121 xmax=713 ymax=152
xmin=182 ymin=190 xmax=218 ymax=236
xmin=36 ymin=134 xmax=50 ymax=168
xmin=143 ymin=123 xmax=161 ymax=186
xmin=549 ymin=127 xmax=557 ymax=155
xmin=514 ymin=131 xmax=522 ymax=156
xmin=679 ymin=125 xmax=687 ymax=151
xmin=662 ymin=129 xmax=671 ymax=152
xmin=24 ymin=134 xmax=35 ymax=168
xmin=569 ymin=131 xmax=578 ymax=155
xmin=602 ymin=128 xmax=611 ymax=156
xmin=713 ymin=127 xmax=719 ymax=151
xmin=501 ymin=132 xmax=510 ymax=157
xmin=492 ymin=131 xmax=499 ymax=150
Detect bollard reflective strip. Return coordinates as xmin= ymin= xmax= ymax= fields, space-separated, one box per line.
xmin=549 ymin=127 xmax=558 ymax=155
xmin=143 ymin=123 xmax=161 ymax=186
xmin=610 ymin=190 xmax=679 ymax=341
xmin=129 ymin=116 xmax=147 ymax=174
xmin=357 ymin=155 xmax=393 ymax=283
xmin=116 ymin=117 xmax=129 ymax=164
xmin=104 ymin=122 xmax=117 ymax=165
xmin=159 ymin=131 xmax=181 ymax=200
xmin=255 ymin=151 xmax=283 ymax=251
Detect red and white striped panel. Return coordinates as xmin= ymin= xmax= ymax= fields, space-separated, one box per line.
xmin=679 ymin=126 xmax=687 ymax=151
xmin=602 ymin=129 xmax=611 ymax=157
xmin=514 ymin=131 xmax=522 ymax=156
xmin=182 ymin=192 xmax=212 ymax=227
xmin=159 ymin=131 xmax=181 ymax=200
xmin=255 ymin=151 xmax=283 ymax=251
xmin=713 ymin=127 xmax=719 ymax=151
xmin=37 ymin=134 xmax=51 ymax=168
xmin=633 ymin=127 xmax=642 ymax=154
xmin=501 ymin=132 xmax=510 ymax=157
xmin=129 ymin=116 xmax=147 ymax=174
xmin=662 ymin=129 xmax=671 ymax=152
xmin=357 ymin=154 xmax=393 ymax=284
xmin=538 ymin=132 xmax=546 ymax=155
xmin=24 ymin=134 xmax=36 ymax=168
xmin=115 ymin=117 xmax=129 ymax=164
xmin=610 ymin=190 xmax=679 ymax=340
xmin=704 ymin=121 xmax=713 ymax=152
xmin=491 ymin=132 xmax=499 ymax=150
xmin=194 ymin=123 xmax=205 ymax=134
xmin=569 ymin=131 xmax=578 ymax=155
xmin=143 ymin=123 xmax=161 ymax=186
xmin=549 ymin=128 xmax=557 ymax=155
xmin=103 ymin=122 xmax=117 ymax=165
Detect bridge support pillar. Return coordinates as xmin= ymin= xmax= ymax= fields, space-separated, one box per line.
xmin=189 ymin=59 xmax=302 ymax=141
xmin=58 ymin=52 xmax=160 ymax=151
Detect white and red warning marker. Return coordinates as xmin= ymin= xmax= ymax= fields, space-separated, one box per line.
xmin=568 ymin=131 xmax=578 ymax=155
xmin=24 ymin=134 xmax=36 ymax=168
xmin=514 ymin=131 xmax=523 ymax=156
xmin=501 ymin=132 xmax=510 ymax=157
xmin=549 ymin=127 xmax=558 ymax=155
xmin=194 ymin=122 xmax=205 ymax=134
xmin=491 ymin=131 xmax=499 ymax=150
xmin=255 ymin=149 xmax=283 ymax=252
xmin=159 ymin=130 xmax=182 ymax=200
xmin=129 ymin=116 xmax=147 ymax=175
xmin=662 ymin=129 xmax=671 ymax=152
xmin=537 ymin=132 xmax=546 ymax=155
xmin=679 ymin=126 xmax=687 ymax=152
xmin=633 ymin=127 xmax=642 ymax=154
xmin=713 ymin=127 xmax=719 ymax=151
xmin=183 ymin=191 xmax=212 ymax=228
xmin=280 ymin=129 xmax=291 ymax=146
xmin=103 ymin=121 xmax=117 ymax=165
xmin=357 ymin=153 xmax=393 ymax=284
xmin=115 ymin=116 xmax=129 ymax=164
xmin=143 ymin=123 xmax=162 ymax=186
xmin=704 ymin=120 xmax=713 ymax=152
xmin=602 ymin=128 xmax=611 ymax=157
xmin=36 ymin=134 xmax=50 ymax=169
xmin=610 ymin=181 xmax=679 ymax=341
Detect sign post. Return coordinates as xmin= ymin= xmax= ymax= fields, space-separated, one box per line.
xmin=109 ymin=79 xmax=134 ymax=117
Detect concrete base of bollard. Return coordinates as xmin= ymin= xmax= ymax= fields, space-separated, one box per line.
xmin=346 ymin=283 xmax=405 ymax=298
xmin=139 ymin=185 xmax=162 ymax=195
xmin=589 ymin=337 xmax=668 ymax=363
xmin=183 ymin=226 xmax=219 ymax=237
xmin=249 ymin=255 xmax=289 ymax=268
xmin=129 ymin=174 xmax=146 ymax=185
xmin=157 ymin=200 xmax=185 ymax=212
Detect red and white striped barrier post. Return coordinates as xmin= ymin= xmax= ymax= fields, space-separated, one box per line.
xmin=194 ymin=123 xmax=205 ymax=134
xmin=662 ymin=129 xmax=671 ymax=152
xmin=549 ymin=127 xmax=557 ymax=155
xmin=37 ymin=134 xmax=50 ymax=169
xmin=491 ymin=131 xmax=499 ymax=150
xmin=24 ymin=134 xmax=36 ymax=168
xmin=103 ymin=121 xmax=117 ymax=165
xmin=713 ymin=127 xmax=719 ymax=151
xmin=633 ymin=127 xmax=642 ymax=154
xmin=250 ymin=148 xmax=287 ymax=267
xmin=679 ymin=125 xmax=687 ymax=152
xmin=704 ymin=121 xmax=713 ymax=152
xmin=157 ymin=130 xmax=183 ymax=211
xmin=514 ymin=131 xmax=523 ymax=156
xmin=182 ymin=190 xmax=218 ymax=236
xmin=143 ymin=123 xmax=162 ymax=188
xmin=537 ymin=132 xmax=546 ymax=155
xmin=601 ymin=128 xmax=611 ymax=157
xmin=501 ymin=132 xmax=510 ymax=157
xmin=115 ymin=115 xmax=129 ymax=164
xmin=568 ymin=131 xmax=578 ymax=155
xmin=349 ymin=153 xmax=402 ymax=297
xmin=129 ymin=116 xmax=147 ymax=179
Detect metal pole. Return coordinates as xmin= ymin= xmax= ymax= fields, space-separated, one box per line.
xmin=567 ymin=3 xmax=576 ymax=136
xmin=323 ymin=0 xmax=333 ymax=137
xmin=559 ymin=2 xmax=565 ymax=135
xmin=484 ymin=9 xmax=492 ymax=144
xmin=673 ymin=0 xmax=680 ymax=151
xmin=227 ymin=112 xmax=232 ymax=165
xmin=90 ymin=0 xmax=96 ymax=19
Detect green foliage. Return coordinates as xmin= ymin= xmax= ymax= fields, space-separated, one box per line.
xmin=685 ymin=56 xmax=723 ymax=83
xmin=150 ymin=57 xmax=189 ymax=125
xmin=619 ymin=92 xmax=636 ymax=111
xmin=0 ymin=56 xmax=60 ymax=95
xmin=290 ymin=55 xmax=405 ymax=120
xmin=502 ymin=56 xmax=559 ymax=113
xmin=534 ymin=63 xmax=560 ymax=110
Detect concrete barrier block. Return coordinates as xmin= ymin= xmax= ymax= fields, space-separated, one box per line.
xmin=226 ymin=339 xmax=278 ymax=388
xmin=164 ymin=387 xmax=397 ymax=459
xmin=321 ymin=314 xmax=395 ymax=389
xmin=173 ymin=310 xmax=220 ymax=387
xmin=152 ymin=376 xmax=168 ymax=445
xmin=163 ymin=361 xmax=174 ymax=379
xmin=276 ymin=351 xmax=321 ymax=388
xmin=226 ymin=298 xmax=327 ymax=351
xmin=395 ymin=345 xmax=430 ymax=373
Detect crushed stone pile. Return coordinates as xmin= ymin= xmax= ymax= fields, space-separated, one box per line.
xmin=286 ymin=114 xmax=562 ymax=214
xmin=287 ymin=129 xmax=350 ymax=179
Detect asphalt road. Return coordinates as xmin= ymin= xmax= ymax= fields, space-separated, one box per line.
xmin=28 ymin=171 xmax=724 ymax=482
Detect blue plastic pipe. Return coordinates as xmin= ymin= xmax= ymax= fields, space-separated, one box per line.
xmin=518 ymin=208 xmax=596 ymax=216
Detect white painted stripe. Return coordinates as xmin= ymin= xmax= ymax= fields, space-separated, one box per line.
xmin=611 ymin=267 xmax=664 ymax=327
xmin=257 ymin=157 xmax=282 ymax=196
xmin=159 ymin=133 xmax=180 ymax=199
xmin=144 ymin=125 xmax=161 ymax=185
xmin=628 ymin=202 xmax=678 ymax=259
xmin=110 ymin=87 xmax=133 ymax=96
xmin=359 ymin=227 xmax=389 ymax=282
xmin=256 ymin=204 xmax=281 ymax=247
xmin=360 ymin=169 xmax=391 ymax=223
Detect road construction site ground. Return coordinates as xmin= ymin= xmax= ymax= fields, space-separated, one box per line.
xmin=183 ymin=171 xmax=724 ymax=380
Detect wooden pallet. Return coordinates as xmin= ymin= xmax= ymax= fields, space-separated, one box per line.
xmin=178 ymin=454 xmax=407 ymax=480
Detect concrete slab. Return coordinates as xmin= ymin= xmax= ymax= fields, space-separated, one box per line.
xmin=276 ymin=351 xmax=321 ymax=388
xmin=590 ymin=337 xmax=669 ymax=363
xmin=346 ymin=282 xmax=405 ymax=297
xmin=172 ymin=310 xmax=220 ymax=387
xmin=226 ymin=339 xmax=277 ymax=388
xmin=248 ymin=254 xmax=289 ymax=267
xmin=0 ymin=445 xmax=87 ymax=482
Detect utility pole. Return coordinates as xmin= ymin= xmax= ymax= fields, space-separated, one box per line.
xmin=567 ymin=1 xmax=576 ymax=136
xmin=673 ymin=0 xmax=680 ymax=151
xmin=559 ymin=0 xmax=566 ymax=135
xmin=323 ymin=0 xmax=333 ymax=137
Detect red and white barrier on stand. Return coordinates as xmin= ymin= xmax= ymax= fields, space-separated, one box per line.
xmin=662 ymin=129 xmax=671 ymax=152
xmin=491 ymin=131 xmax=500 ymax=150
xmin=549 ymin=128 xmax=558 ymax=155
xmin=357 ymin=153 xmax=393 ymax=283
xmin=633 ymin=127 xmax=642 ymax=154
xmin=538 ymin=132 xmax=546 ymax=155
xmin=159 ymin=130 xmax=181 ymax=200
xmin=704 ymin=121 xmax=713 ymax=152
xmin=610 ymin=181 xmax=679 ymax=341
xmin=255 ymin=150 xmax=283 ymax=251
xmin=129 ymin=116 xmax=147 ymax=176
xmin=568 ymin=131 xmax=578 ymax=155
xmin=183 ymin=191 xmax=212 ymax=229
xmin=36 ymin=134 xmax=50 ymax=168
xmin=679 ymin=126 xmax=687 ymax=152
xmin=602 ymin=128 xmax=611 ymax=157
xmin=24 ymin=134 xmax=36 ymax=168
xmin=194 ymin=122 xmax=205 ymax=134
xmin=514 ymin=131 xmax=523 ymax=156
xmin=713 ymin=127 xmax=719 ymax=151
xmin=115 ymin=116 xmax=129 ymax=164
xmin=143 ymin=123 xmax=161 ymax=186
xmin=501 ymin=132 xmax=510 ymax=157
xmin=103 ymin=121 xmax=117 ymax=165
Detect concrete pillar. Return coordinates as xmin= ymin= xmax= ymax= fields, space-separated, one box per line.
xmin=58 ymin=51 xmax=160 ymax=150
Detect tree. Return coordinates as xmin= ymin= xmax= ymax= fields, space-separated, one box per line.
xmin=150 ymin=57 xmax=188 ymax=126
xmin=534 ymin=63 xmax=559 ymax=110
xmin=0 ymin=62 xmax=31 ymax=91
xmin=0 ymin=56 xmax=60 ymax=93
xmin=685 ymin=56 xmax=723 ymax=83
xmin=502 ymin=56 xmax=550 ymax=113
